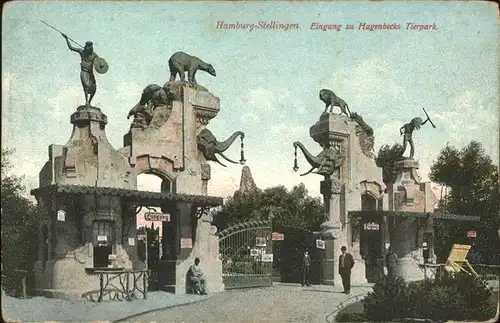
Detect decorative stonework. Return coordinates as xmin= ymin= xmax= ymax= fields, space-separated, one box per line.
xmin=201 ymin=163 xmax=211 ymax=181
xmin=70 ymin=106 xmax=108 ymax=125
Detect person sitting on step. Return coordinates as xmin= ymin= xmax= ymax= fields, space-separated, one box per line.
xmin=187 ymin=257 xmax=207 ymax=295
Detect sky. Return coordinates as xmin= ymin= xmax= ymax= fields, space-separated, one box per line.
xmin=2 ymin=1 xmax=499 ymax=203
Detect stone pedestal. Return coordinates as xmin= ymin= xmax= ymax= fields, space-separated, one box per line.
xmin=320 ymin=178 xmax=344 ymax=285
xmin=306 ymin=112 xmax=384 ymax=286
xmin=32 ymin=105 xmax=139 ymax=298
xmin=121 ymin=82 xmax=225 ymax=294
xmin=388 ymin=158 xmax=436 ymax=282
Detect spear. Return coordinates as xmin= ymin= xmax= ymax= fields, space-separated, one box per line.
xmin=41 ymin=20 xmax=84 ymax=48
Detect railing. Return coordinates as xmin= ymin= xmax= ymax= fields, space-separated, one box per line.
xmin=84 ymin=269 xmax=148 ymax=302
xmin=1 ymin=270 xmax=28 ymax=299
xmin=472 ymin=264 xmax=500 ymax=279
xmin=14 ymin=269 xmax=27 ymax=299
xmin=324 ymin=292 xmax=369 ymax=323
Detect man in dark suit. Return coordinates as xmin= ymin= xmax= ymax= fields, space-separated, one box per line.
xmin=301 ymin=250 xmax=311 ymax=286
xmin=338 ymin=245 xmax=355 ymax=294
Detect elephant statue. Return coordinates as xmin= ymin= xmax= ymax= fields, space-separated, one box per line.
xmin=293 ymin=141 xmax=345 ymax=176
xmin=197 ymin=129 xmax=245 ymax=167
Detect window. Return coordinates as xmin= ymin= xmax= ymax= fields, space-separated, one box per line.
xmin=92 ymin=220 xmax=114 ymax=268
xmin=92 ymin=220 xmax=113 ymax=246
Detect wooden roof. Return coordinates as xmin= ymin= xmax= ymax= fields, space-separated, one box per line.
xmin=348 ymin=210 xmax=480 ymax=222
xmin=30 ymin=184 xmax=224 ymax=207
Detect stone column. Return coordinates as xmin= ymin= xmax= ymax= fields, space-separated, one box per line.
xmin=320 ymin=178 xmax=343 ymax=285
xmin=388 ymin=158 xmax=435 ymax=282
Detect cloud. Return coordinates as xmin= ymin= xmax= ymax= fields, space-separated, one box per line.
xmin=46 ymin=86 xmax=84 ymax=118
xmin=240 ymin=112 xmax=261 ymax=124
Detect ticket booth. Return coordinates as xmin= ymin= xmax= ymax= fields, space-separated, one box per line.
xmin=93 ymin=220 xmax=114 ymax=268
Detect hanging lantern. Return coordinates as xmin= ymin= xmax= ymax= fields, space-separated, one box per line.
xmin=239 ymin=136 xmax=246 ymax=165
xmin=293 ymin=146 xmax=299 ymax=172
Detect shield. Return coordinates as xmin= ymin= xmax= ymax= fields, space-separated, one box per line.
xmin=94 ymin=57 xmax=109 ymax=74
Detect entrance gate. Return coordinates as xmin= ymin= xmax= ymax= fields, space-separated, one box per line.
xmin=218 ymin=220 xmax=273 ymax=289
xmin=272 ymin=224 xmax=324 ymax=284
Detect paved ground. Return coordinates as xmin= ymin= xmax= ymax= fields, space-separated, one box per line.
xmin=117 ymin=283 xmax=373 ymax=323
xmin=1 ymin=290 xmax=210 ymax=322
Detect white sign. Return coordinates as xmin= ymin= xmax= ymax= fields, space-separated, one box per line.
xmin=316 ymin=239 xmax=325 ymax=249
xmin=97 ymin=235 xmax=107 ymax=241
xmin=108 ymin=254 xmax=117 ymax=260
xmin=272 ymin=232 xmax=284 ymax=241
xmin=250 ymin=248 xmax=259 ymax=256
xmin=262 ymin=254 xmax=274 ymax=262
xmin=255 ymin=237 xmax=267 ymax=247
xmin=144 ymin=212 xmax=170 ymax=222
xmin=128 ymin=237 xmax=135 ymax=246
xmin=57 ymin=210 xmax=66 ymax=222
xmin=364 ymin=222 xmax=380 ymax=231
xmin=137 ymin=234 xmax=146 ymax=241
xmin=180 ymin=238 xmax=192 ymax=249
xmin=467 ymin=231 xmax=477 ymax=238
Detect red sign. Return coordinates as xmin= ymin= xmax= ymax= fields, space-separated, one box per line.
xmin=467 ymin=231 xmax=477 ymax=238
xmin=272 ymin=232 xmax=284 ymax=241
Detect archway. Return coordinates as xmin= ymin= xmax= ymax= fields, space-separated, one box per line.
xmin=271 ymin=224 xmax=324 ymax=284
xmin=359 ymin=193 xmax=382 ymax=282
xmin=136 ymin=172 xmax=173 ymax=290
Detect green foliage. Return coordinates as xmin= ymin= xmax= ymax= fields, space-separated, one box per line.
xmin=375 ymin=143 xmax=405 ymax=185
xmin=1 ymin=148 xmax=39 ymax=295
xmin=430 ymin=141 xmax=499 ymax=264
xmin=213 ymin=183 xmax=325 ymax=231
xmin=362 ymin=275 xmax=419 ymax=321
xmin=362 ymin=272 xmax=496 ymax=322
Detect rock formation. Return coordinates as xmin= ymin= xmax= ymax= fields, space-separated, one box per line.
xmin=238 ymin=165 xmax=257 ymax=194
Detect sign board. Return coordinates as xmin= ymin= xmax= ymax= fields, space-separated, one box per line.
xmin=262 ymin=254 xmax=274 ymax=262
xmin=144 ymin=212 xmax=170 ymax=222
xmin=180 ymin=238 xmax=192 ymax=249
xmin=364 ymin=222 xmax=380 ymax=231
xmin=97 ymin=235 xmax=108 ymax=241
xmin=272 ymin=232 xmax=284 ymax=241
xmin=448 ymin=244 xmax=471 ymax=262
xmin=467 ymin=231 xmax=477 ymax=238
xmin=57 ymin=210 xmax=66 ymax=222
xmin=316 ymin=239 xmax=325 ymax=249
xmin=137 ymin=234 xmax=146 ymax=241
xmin=255 ymin=237 xmax=267 ymax=247
xmin=128 ymin=237 xmax=135 ymax=246
xmin=250 ymin=248 xmax=259 ymax=256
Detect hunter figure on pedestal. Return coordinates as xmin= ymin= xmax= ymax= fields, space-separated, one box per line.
xmin=399 ymin=108 xmax=436 ymax=159
xmin=61 ymin=33 xmax=108 ymax=106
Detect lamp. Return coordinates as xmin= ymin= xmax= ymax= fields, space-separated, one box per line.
xmin=239 ymin=137 xmax=246 ymax=165
xmin=293 ymin=146 xmax=299 ymax=172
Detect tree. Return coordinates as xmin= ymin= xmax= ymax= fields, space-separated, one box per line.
xmin=429 ymin=141 xmax=499 ymax=264
xmin=213 ymin=183 xmax=326 ymax=231
xmin=375 ymin=143 xmax=405 ymax=185
xmin=1 ymin=148 xmax=39 ymax=295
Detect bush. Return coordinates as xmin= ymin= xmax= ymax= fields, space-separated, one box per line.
xmin=362 ymin=273 xmax=496 ymax=322
xmin=429 ymin=272 xmax=496 ymax=321
xmin=362 ymin=275 xmax=416 ymax=321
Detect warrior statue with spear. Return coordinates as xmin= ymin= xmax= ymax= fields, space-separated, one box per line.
xmin=399 ymin=108 xmax=436 ymax=158
xmin=42 ymin=20 xmax=108 ymax=107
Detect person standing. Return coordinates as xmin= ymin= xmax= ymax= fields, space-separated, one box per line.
xmin=385 ymin=246 xmax=398 ymax=278
xmin=338 ymin=245 xmax=355 ymax=294
xmin=301 ymin=250 xmax=311 ymax=287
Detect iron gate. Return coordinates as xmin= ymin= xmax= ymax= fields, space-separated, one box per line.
xmin=218 ymin=220 xmax=273 ymax=289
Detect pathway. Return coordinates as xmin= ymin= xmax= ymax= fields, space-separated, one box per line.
xmin=116 ymin=283 xmax=373 ymax=323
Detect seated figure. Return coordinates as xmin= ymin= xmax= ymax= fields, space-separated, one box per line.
xmin=187 ymin=257 xmax=207 ymax=295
